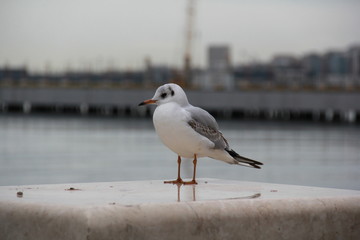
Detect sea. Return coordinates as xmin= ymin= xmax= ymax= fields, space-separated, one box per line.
xmin=0 ymin=114 xmax=359 ymax=190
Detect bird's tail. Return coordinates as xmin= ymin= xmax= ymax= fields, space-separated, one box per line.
xmin=225 ymin=148 xmax=263 ymax=169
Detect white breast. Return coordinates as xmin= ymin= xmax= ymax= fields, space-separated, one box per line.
xmin=153 ymin=102 xmax=213 ymax=158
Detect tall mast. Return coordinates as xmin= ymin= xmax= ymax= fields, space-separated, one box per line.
xmin=183 ymin=0 xmax=195 ymax=87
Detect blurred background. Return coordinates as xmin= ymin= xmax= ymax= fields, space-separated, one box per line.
xmin=1 ymin=0 xmax=359 ymax=190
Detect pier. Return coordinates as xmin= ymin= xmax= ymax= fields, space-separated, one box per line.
xmin=1 ymin=87 xmax=359 ymax=122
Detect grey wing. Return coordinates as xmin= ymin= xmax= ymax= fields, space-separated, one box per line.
xmin=186 ymin=106 xmax=229 ymax=149
xmin=186 ymin=106 xmax=219 ymax=130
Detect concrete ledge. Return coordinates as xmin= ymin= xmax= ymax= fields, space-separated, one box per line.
xmin=1 ymin=179 xmax=360 ymax=240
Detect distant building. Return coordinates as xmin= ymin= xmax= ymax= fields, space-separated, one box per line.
xmin=2 ymin=43 xmax=360 ymax=90
xmin=323 ymin=51 xmax=349 ymax=85
xmin=301 ymin=53 xmax=323 ymax=86
xmin=204 ymin=45 xmax=234 ymax=90
xmin=324 ymin=51 xmax=348 ymax=75
xmin=143 ymin=57 xmax=174 ymax=87
xmin=0 ymin=67 xmax=28 ymax=81
xmin=348 ymin=45 xmax=360 ymax=85
xmin=233 ymin=64 xmax=273 ymax=84
xmin=152 ymin=66 xmax=173 ymax=85
xmin=271 ymin=55 xmax=304 ymax=85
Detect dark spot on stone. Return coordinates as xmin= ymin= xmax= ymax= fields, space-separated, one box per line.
xmin=17 ymin=191 xmax=23 ymax=198
xmin=65 ymin=187 xmax=81 ymax=191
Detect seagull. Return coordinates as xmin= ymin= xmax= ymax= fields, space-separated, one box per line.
xmin=139 ymin=83 xmax=263 ymax=185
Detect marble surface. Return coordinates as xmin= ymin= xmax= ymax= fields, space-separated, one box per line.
xmin=1 ymin=179 xmax=360 ymax=240
xmin=1 ymin=178 xmax=359 ymax=206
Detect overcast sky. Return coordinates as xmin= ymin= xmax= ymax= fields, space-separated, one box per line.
xmin=1 ymin=0 xmax=359 ymax=72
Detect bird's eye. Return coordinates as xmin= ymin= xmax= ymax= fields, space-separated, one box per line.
xmin=161 ymin=93 xmax=167 ymax=99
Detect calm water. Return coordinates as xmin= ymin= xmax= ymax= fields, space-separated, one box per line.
xmin=0 ymin=115 xmax=359 ymax=190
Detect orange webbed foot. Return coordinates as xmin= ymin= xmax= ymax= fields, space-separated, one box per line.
xmin=183 ymin=179 xmax=198 ymax=185
xmin=164 ymin=178 xmax=184 ymax=185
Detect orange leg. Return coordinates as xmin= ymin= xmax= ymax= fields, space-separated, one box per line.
xmin=164 ymin=155 xmax=184 ymax=184
xmin=183 ymin=154 xmax=198 ymax=185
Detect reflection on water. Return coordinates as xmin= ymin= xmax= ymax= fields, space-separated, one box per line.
xmin=0 ymin=115 xmax=359 ymax=190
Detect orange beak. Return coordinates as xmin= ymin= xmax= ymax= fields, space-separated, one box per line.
xmin=138 ymin=99 xmax=157 ymax=106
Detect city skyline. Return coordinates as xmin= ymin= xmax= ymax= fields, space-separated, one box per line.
xmin=1 ymin=0 xmax=360 ymax=72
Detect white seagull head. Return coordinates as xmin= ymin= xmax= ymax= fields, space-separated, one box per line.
xmin=139 ymin=83 xmax=189 ymax=107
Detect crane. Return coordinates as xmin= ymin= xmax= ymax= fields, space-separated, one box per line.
xmin=183 ymin=0 xmax=196 ymax=87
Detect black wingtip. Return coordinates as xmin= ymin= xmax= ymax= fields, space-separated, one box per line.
xmin=226 ymin=148 xmax=263 ymax=169
xmin=252 ymin=164 xmax=262 ymax=169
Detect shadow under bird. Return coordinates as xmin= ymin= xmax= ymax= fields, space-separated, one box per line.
xmin=139 ymin=83 xmax=263 ymax=185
